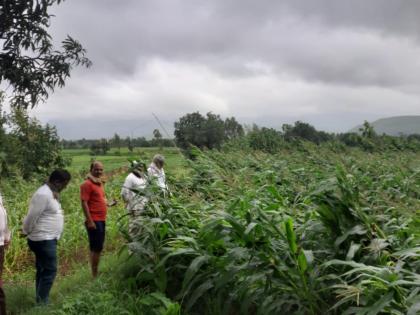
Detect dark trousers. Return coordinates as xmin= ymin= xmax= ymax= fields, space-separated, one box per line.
xmin=0 ymin=245 xmax=5 ymax=315
xmin=28 ymin=239 xmax=58 ymax=304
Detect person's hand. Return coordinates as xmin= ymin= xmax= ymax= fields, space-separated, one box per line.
xmin=86 ymin=220 xmax=96 ymax=230
xmin=4 ymin=239 xmax=10 ymax=249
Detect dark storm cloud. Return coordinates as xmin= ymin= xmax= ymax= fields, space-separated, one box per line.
xmin=30 ymin=0 xmax=420 ymax=137
xmin=50 ymin=0 xmax=420 ymax=87
xmin=283 ymin=0 xmax=420 ymax=38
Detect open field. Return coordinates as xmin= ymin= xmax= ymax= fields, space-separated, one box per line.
xmin=63 ymin=147 xmax=186 ymax=172
xmin=4 ymin=145 xmax=420 ymax=314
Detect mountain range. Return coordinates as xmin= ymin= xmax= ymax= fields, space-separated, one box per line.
xmin=350 ymin=116 xmax=420 ymax=136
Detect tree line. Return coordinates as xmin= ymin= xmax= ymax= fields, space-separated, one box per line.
xmin=61 ymin=129 xmax=175 ymax=155
xmin=173 ymin=112 xmax=420 ymax=154
xmin=54 ymin=111 xmax=420 ymax=160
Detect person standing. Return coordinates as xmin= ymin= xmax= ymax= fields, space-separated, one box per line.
xmin=121 ymin=161 xmax=148 ymax=240
xmin=0 ymin=191 xmax=11 ymax=314
xmin=80 ymin=161 xmax=115 ymax=278
xmin=22 ymin=170 xmax=71 ymax=304
xmin=147 ymin=154 xmax=168 ymax=194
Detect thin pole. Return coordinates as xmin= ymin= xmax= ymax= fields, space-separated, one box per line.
xmin=151 ymin=112 xmax=183 ymax=154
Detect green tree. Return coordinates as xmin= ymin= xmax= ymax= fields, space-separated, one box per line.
xmin=204 ymin=112 xmax=225 ymax=149
xmin=224 ymin=117 xmax=244 ymax=140
xmin=90 ymin=142 xmax=101 ymax=156
xmin=99 ymin=138 xmax=110 ymax=155
xmin=153 ymin=128 xmax=163 ymax=149
xmin=283 ymin=121 xmax=332 ymax=144
xmin=126 ymin=136 xmax=134 ymax=152
xmin=174 ymin=112 xmax=226 ymax=151
xmin=112 ymin=133 xmax=121 ymax=151
xmin=4 ymin=108 xmax=68 ymax=178
xmin=0 ymin=0 xmax=91 ymax=108
xmin=247 ymin=126 xmax=284 ymax=153
xmin=174 ymin=112 xmax=207 ymax=150
xmin=153 ymin=129 xmax=162 ymax=141
xmin=89 ymin=139 xmax=109 ymax=156
xmin=359 ymin=121 xmax=377 ymax=139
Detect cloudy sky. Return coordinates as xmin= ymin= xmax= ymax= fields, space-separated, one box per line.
xmin=29 ymin=0 xmax=420 ymax=139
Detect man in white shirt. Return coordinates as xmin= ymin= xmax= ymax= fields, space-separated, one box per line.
xmin=121 ymin=161 xmax=148 ymax=240
xmin=0 ymin=193 xmax=11 ymax=314
xmin=147 ymin=154 xmax=169 ymax=194
xmin=22 ymin=169 xmax=71 ymax=304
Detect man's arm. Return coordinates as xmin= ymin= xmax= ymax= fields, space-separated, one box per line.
xmin=22 ymin=194 xmax=48 ymax=235
xmin=80 ymin=183 xmax=96 ymax=229
xmin=0 ymin=206 xmax=11 ymax=248
xmin=81 ymin=200 xmax=96 ymax=229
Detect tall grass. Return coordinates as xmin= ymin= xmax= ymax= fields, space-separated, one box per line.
xmin=122 ymin=146 xmax=419 ymax=314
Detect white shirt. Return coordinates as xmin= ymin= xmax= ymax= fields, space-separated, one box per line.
xmin=0 ymin=194 xmax=11 ymax=246
xmin=147 ymin=163 xmax=168 ymax=191
xmin=121 ymin=173 xmax=148 ymax=212
xmin=22 ymin=184 xmax=64 ymax=241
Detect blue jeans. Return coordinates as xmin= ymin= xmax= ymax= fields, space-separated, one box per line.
xmin=28 ymin=239 xmax=58 ymax=304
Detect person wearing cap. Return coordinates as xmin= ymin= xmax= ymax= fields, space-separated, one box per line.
xmin=22 ymin=169 xmax=71 ymax=305
xmin=121 ymin=161 xmax=148 ymax=240
xmin=147 ymin=154 xmax=168 ymax=194
xmin=0 ymin=191 xmax=11 ymax=314
xmin=80 ymin=161 xmax=116 ymax=278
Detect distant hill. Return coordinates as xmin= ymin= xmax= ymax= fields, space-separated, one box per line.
xmin=48 ymin=118 xmax=175 ymax=140
xmin=350 ymin=116 xmax=420 ymax=136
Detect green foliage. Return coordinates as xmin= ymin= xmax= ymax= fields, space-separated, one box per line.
xmin=174 ymin=112 xmax=244 ymax=152
xmin=111 ymin=133 xmax=122 ymax=151
xmin=121 ymin=146 xmax=419 ymax=314
xmin=153 ymin=129 xmax=163 ymax=141
xmin=0 ymin=108 xmax=69 ymax=178
xmin=154 ymin=129 xmax=163 ymax=149
xmin=90 ymin=138 xmax=110 ymax=156
xmin=247 ymin=125 xmax=284 ymax=153
xmin=359 ymin=121 xmax=377 ymax=139
xmin=5 ymin=145 xmax=419 ymax=314
xmin=0 ymin=0 xmax=91 ymax=108
xmin=283 ymin=121 xmax=333 ymax=144
xmin=110 ymin=147 xmax=420 ymax=314
xmin=224 ymin=117 xmax=244 ymax=140
xmin=127 ymin=137 xmax=134 ymax=152
xmin=62 ymin=136 xmax=176 ymax=150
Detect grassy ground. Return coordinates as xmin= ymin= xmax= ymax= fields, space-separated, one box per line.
xmin=6 ymin=252 xmax=129 ymax=315
xmin=63 ymin=147 xmax=185 ymax=173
